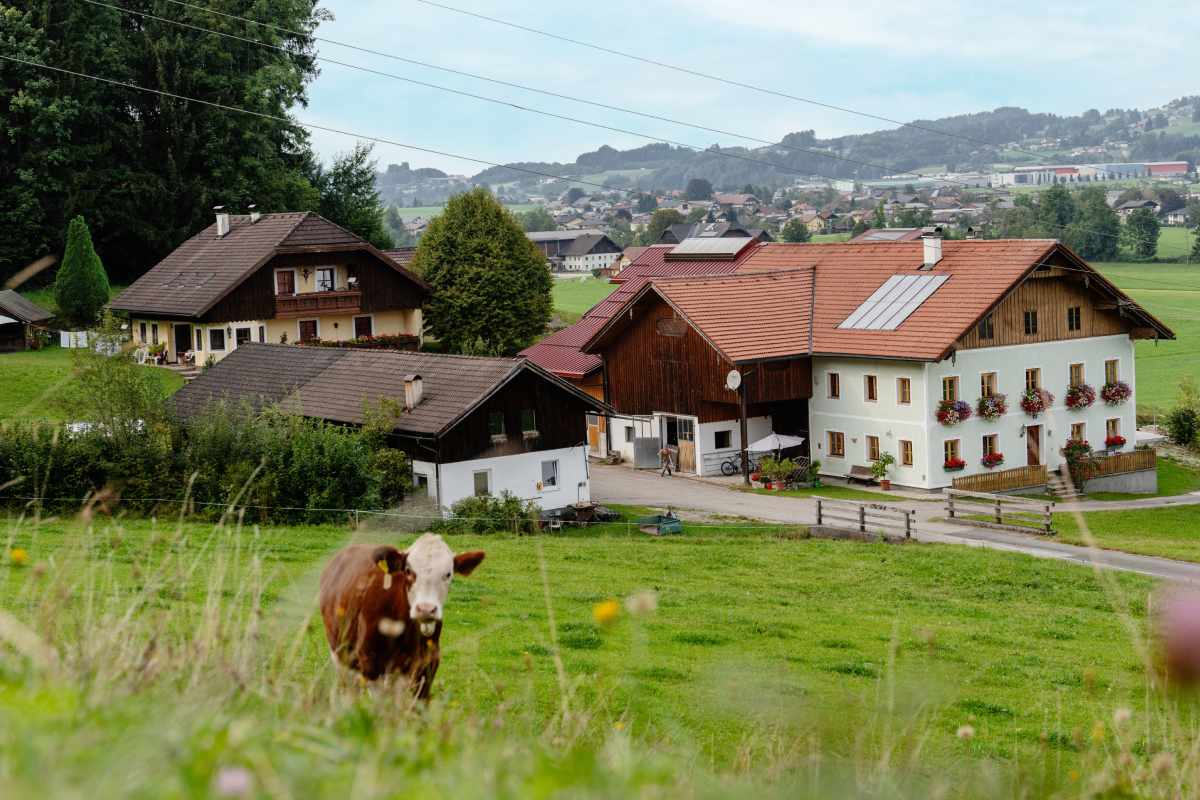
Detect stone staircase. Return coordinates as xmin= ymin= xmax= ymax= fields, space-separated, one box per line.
xmin=158 ymin=361 xmax=201 ymax=382
xmin=1046 ymin=469 xmax=1084 ymax=501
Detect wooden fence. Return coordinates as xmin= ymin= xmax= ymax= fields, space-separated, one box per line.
xmin=944 ymin=489 xmax=1055 ymax=535
xmin=814 ymin=496 xmax=916 ymax=541
xmin=1091 ymin=448 xmax=1156 ymax=476
xmin=951 ymin=464 xmax=1047 ymax=494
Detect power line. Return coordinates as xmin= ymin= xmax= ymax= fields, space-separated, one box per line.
xmin=75 ymin=0 xmax=1196 ymax=255
xmin=412 ymin=0 xmax=1188 ymax=177
xmin=4 ymin=52 xmax=1198 ymax=301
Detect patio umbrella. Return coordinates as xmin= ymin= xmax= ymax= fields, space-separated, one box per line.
xmin=745 ymin=432 xmax=806 ymax=453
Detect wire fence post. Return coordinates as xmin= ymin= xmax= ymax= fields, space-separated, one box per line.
xmin=778 ymin=522 xmax=782 ymax=544
xmin=354 ymin=508 xmax=359 ymax=528
xmin=627 ymin=520 xmax=631 ymax=542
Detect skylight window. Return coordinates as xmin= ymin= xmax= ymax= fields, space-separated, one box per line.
xmin=837 ymin=274 xmax=950 ymax=331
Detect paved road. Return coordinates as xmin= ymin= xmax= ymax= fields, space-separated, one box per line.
xmin=591 ymin=465 xmax=1200 ymax=583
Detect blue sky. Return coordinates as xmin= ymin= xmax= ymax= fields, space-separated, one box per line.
xmin=302 ymin=0 xmax=1200 ymax=176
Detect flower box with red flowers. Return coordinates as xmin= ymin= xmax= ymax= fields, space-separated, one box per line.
xmin=1019 ymin=388 xmax=1054 ymax=418
xmin=1100 ymin=380 xmax=1132 ymax=406
xmin=1104 ymin=435 xmax=1126 ymax=449
xmin=980 ymin=452 xmax=1004 ymax=469
xmin=297 ymin=332 xmax=420 ymax=351
xmin=935 ymin=399 xmax=972 ymax=427
xmin=943 ymin=458 xmax=966 ymax=471
xmin=1065 ymin=382 xmax=1096 ymax=411
xmin=977 ymin=393 xmax=1008 ymax=421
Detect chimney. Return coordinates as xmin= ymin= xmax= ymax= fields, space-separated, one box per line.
xmin=920 ymin=227 xmax=942 ymax=270
xmin=403 ymin=374 xmax=423 ymax=409
xmin=248 ymin=204 xmax=260 ymax=225
xmin=213 ymin=205 xmax=230 ymax=239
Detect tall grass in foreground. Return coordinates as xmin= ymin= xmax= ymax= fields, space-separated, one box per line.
xmin=2 ymin=501 xmax=1200 ymax=798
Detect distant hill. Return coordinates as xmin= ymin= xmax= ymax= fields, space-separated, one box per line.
xmin=379 ymin=99 xmax=1200 ymax=200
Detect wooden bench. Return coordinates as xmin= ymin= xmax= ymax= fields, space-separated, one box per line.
xmin=846 ymin=465 xmax=875 ymax=485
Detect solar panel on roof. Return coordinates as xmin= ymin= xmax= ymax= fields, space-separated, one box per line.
xmin=837 ymin=274 xmax=950 ymax=331
xmin=669 ymin=237 xmax=748 ymax=255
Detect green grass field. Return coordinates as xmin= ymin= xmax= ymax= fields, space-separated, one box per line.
xmin=0 ymin=346 xmax=184 ymax=421
xmin=0 ymin=503 xmax=1188 ymax=798
xmin=1054 ymin=505 xmax=1200 ymax=562
xmin=1084 ymin=456 xmax=1200 ymax=501
xmin=1094 ymin=262 xmax=1200 ymax=407
xmin=551 ymin=277 xmax=619 ymax=323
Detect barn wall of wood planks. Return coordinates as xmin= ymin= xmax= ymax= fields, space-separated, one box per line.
xmin=955 ymin=269 xmax=1138 ymax=351
xmin=597 ymin=294 xmax=811 ymax=423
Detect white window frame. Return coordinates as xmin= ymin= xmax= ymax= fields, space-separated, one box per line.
xmin=896 ymin=376 xmax=912 ymax=405
xmin=981 ymin=431 xmax=1001 ymax=458
xmin=1068 ymin=362 xmax=1086 ymax=387
xmin=472 ymin=469 xmax=491 ymax=496
xmin=865 ymin=434 xmax=880 ymax=461
xmin=826 ymin=371 xmax=841 ymax=400
xmin=979 ymin=370 xmax=998 ymax=398
xmin=296 ymin=318 xmax=320 ymax=341
xmin=273 ymin=267 xmax=298 ymax=295
xmin=539 ymin=459 xmax=560 ymax=492
xmin=898 ymin=439 xmax=914 ymax=467
xmin=206 ymin=326 xmax=228 ymax=353
xmin=315 ymin=267 xmax=336 ymax=293
xmin=233 ymin=326 xmax=252 ymax=349
xmin=1024 ymin=365 xmax=1044 ymax=392
xmin=863 ymin=373 xmax=879 ymax=403
xmin=825 ymin=428 xmax=846 ymax=458
xmin=352 ymin=315 xmax=375 ymax=338
xmin=940 ymin=373 xmax=962 ymax=403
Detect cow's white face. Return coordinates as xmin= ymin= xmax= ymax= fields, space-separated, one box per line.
xmin=403 ymin=534 xmax=486 ymax=637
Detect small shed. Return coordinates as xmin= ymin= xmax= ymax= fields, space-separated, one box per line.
xmin=0 ymin=290 xmax=54 ymax=351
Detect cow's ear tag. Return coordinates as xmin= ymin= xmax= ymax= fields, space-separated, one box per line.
xmin=378 ymin=559 xmax=389 ymax=573
xmin=383 ymin=573 xmax=393 ymax=590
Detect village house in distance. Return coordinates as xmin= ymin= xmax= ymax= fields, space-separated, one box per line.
xmin=108 ymin=209 xmax=431 ymax=364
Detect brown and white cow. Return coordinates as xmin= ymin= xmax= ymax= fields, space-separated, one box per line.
xmin=318 ymin=534 xmax=485 ymax=695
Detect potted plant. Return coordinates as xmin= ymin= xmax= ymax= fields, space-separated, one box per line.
xmin=1019 ymin=388 xmax=1054 ymax=418
xmin=1104 ymin=435 xmax=1127 ymax=450
xmin=871 ymin=451 xmax=896 ymax=490
xmin=809 ymin=460 xmax=821 ymax=488
xmin=750 ymin=473 xmax=762 ymax=488
xmin=1065 ymin=382 xmax=1096 ymax=411
xmin=758 ymin=456 xmax=798 ymax=491
xmin=935 ymin=399 xmax=972 ymax=427
xmin=943 ymin=457 xmax=966 ymax=471
xmin=1100 ymin=380 xmax=1132 ymax=406
xmin=977 ymin=393 xmax=1008 ymax=421
xmin=980 ymin=452 xmax=1004 ymax=469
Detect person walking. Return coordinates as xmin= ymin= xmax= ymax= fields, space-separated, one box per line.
xmin=659 ymin=445 xmax=674 ymax=477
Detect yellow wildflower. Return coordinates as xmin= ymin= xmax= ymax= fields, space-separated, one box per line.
xmin=594 ymin=599 xmax=620 ymax=625
xmin=10 ymin=549 xmax=26 ymax=565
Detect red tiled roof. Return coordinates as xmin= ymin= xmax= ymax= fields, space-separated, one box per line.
xmin=580 ymin=239 xmax=1174 ymax=364
xmin=519 ymin=240 xmax=763 ymax=376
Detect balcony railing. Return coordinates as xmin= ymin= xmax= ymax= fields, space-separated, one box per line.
xmin=275 ymin=290 xmax=362 ymax=318
xmin=1090 ymin=448 xmax=1156 ymax=475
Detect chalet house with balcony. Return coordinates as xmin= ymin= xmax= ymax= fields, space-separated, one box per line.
xmin=109 ymin=211 xmax=431 ymax=364
xmin=579 ymin=236 xmax=1173 ymax=493
xmin=171 ymin=343 xmax=613 ymax=510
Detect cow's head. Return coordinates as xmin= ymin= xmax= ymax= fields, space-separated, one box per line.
xmin=403 ymin=533 xmax=486 ymax=636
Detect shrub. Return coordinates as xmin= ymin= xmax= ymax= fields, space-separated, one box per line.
xmin=54 ymin=216 xmax=111 ymax=327
xmin=1059 ymin=438 xmax=1099 ymax=491
xmin=757 ymin=456 xmax=801 ymax=484
xmin=1165 ymin=407 xmax=1199 ymax=447
xmin=431 ymin=490 xmax=540 ymax=535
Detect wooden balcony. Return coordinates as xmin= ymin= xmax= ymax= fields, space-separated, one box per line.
xmin=1091 ymin=448 xmax=1156 ymax=475
xmin=275 ymin=290 xmax=362 ymax=318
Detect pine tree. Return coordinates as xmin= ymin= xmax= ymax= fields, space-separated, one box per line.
xmin=54 ymin=216 xmax=110 ymax=326
xmin=411 ymin=187 xmax=553 ymax=354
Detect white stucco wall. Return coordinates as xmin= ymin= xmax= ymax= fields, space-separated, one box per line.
xmin=422 ymin=446 xmax=591 ymax=510
xmin=809 ymin=335 xmax=1138 ymax=491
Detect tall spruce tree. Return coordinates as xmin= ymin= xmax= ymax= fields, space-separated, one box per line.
xmin=54 ymin=216 xmax=110 ymax=326
xmin=411 ymin=187 xmax=552 ymax=354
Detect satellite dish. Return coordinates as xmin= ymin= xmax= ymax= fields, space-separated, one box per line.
xmin=725 ymin=370 xmax=742 ymax=391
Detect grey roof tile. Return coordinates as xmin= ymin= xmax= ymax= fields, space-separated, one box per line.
xmin=0 ymin=290 xmax=53 ymax=323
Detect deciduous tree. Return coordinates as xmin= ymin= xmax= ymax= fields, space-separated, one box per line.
xmin=516 ymin=207 xmax=556 ymax=232
xmin=1122 ymin=208 xmax=1161 ymax=258
xmin=780 ymin=218 xmax=812 ymax=243
xmin=411 ymin=187 xmax=552 ymax=354
xmin=685 ymin=178 xmax=714 ymax=201
xmin=636 ymin=209 xmax=685 ymax=246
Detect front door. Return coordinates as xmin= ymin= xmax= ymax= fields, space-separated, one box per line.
xmin=174 ymin=324 xmax=191 ymax=362
xmin=1026 ymin=425 xmax=1042 ymax=466
xmin=299 ymin=320 xmax=318 ymax=341
xmin=677 ymin=417 xmax=696 ymax=472
xmin=587 ymin=413 xmax=601 ymax=453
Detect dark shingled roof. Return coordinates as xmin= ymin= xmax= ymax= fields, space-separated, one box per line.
xmin=0 ymin=290 xmax=53 ymax=323
xmin=171 ymin=343 xmax=612 ymax=436
xmin=109 ymin=212 xmax=429 ymax=318
xmin=171 ymin=343 xmax=348 ymax=421
xmin=382 ymin=247 xmax=417 ymax=267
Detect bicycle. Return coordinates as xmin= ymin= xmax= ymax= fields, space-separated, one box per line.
xmin=720 ymin=453 xmax=757 ymax=476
